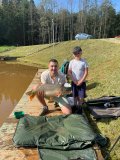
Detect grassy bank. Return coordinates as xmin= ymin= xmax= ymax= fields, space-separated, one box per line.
xmin=0 ymin=46 xmax=15 ymax=53
xmin=1 ymin=39 xmax=120 ymax=159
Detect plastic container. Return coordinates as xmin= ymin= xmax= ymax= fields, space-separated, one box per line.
xmin=14 ymin=111 xmax=25 ymax=119
xmin=64 ymin=83 xmax=71 ymax=90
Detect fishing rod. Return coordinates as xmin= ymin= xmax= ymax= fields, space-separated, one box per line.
xmin=104 ymin=135 xmax=120 ymax=160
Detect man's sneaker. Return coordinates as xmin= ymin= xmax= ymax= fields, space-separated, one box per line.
xmin=72 ymin=105 xmax=82 ymax=114
xmin=76 ymin=106 xmax=82 ymax=114
xmin=40 ymin=106 xmax=48 ymax=116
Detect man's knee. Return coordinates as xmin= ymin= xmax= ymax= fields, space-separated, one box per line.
xmin=65 ymin=109 xmax=72 ymax=115
xmin=61 ymin=106 xmax=72 ymax=115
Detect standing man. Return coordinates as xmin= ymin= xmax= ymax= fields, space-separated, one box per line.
xmin=34 ymin=59 xmax=72 ymax=115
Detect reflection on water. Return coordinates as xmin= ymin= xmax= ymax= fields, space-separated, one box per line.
xmin=0 ymin=62 xmax=37 ymax=126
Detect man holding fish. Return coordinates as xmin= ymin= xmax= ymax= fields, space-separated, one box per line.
xmin=28 ymin=59 xmax=72 ymax=115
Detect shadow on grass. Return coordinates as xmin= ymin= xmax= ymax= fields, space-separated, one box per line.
xmin=96 ymin=117 xmax=118 ymax=124
xmin=87 ymin=82 xmax=100 ymax=90
xmin=0 ymin=56 xmax=22 ymax=61
xmin=84 ymin=107 xmax=112 ymax=160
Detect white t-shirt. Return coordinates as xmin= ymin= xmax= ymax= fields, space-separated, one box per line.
xmin=41 ymin=69 xmax=66 ymax=85
xmin=68 ymin=58 xmax=88 ymax=81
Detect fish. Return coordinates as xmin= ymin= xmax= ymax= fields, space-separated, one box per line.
xmin=26 ymin=84 xmax=71 ymax=101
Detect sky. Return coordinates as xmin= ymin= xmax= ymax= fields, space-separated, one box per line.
xmin=111 ymin=0 xmax=120 ymax=12
xmin=34 ymin=0 xmax=120 ymax=13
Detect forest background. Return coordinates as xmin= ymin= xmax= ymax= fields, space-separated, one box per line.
xmin=1 ymin=0 xmax=120 ymax=46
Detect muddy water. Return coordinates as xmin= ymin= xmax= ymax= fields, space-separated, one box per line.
xmin=0 ymin=62 xmax=37 ymax=126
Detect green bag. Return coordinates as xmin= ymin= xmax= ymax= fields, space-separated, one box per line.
xmin=60 ymin=61 xmax=69 ymax=75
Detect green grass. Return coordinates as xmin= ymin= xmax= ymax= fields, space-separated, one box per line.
xmin=1 ymin=39 xmax=120 ymax=159
xmin=0 ymin=44 xmax=51 ymax=58
xmin=0 ymin=46 xmax=15 ymax=53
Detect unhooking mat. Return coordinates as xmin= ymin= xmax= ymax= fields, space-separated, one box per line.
xmin=13 ymin=114 xmax=98 ymax=160
xmin=86 ymin=96 xmax=120 ymax=107
xmin=87 ymin=96 xmax=120 ymax=119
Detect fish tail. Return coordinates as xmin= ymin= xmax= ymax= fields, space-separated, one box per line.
xmin=26 ymin=90 xmax=33 ymax=96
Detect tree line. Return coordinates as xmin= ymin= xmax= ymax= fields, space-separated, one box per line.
xmin=0 ymin=0 xmax=120 ymax=46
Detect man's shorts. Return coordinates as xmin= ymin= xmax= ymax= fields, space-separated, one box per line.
xmin=53 ymin=96 xmax=70 ymax=108
xmin=71 ymin=82 xmax=87 ymax=99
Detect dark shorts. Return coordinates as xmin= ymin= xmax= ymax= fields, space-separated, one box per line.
xmin=71 ymin=81 xmax=87 ymax=99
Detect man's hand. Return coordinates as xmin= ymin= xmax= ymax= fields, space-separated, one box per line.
xmin=37 ymin=90 xmax=44 ymax=97
xmin=36 ymin=90 xmax=47 ymax=106
xmin=55 ymin=91 xmax=62 ymax=97
xmin=32 ymin=82 xmax=42 ymax=91
xmin=73 ymin=80 xmax=78 ymax=85
xmin=73 ymin=80 xmax=82 ymax=86
xmin=37 ymin=90 xmax=45 ymax=101
xmin=76 ymin=81 xmax=82 ymax=86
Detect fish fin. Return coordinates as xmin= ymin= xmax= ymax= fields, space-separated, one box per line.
xmin=29 ymin=94 xmax=35 ymax=101
xmin=26 ymin=90 xmax=36 ymax=101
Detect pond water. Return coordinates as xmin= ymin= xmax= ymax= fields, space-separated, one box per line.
xmin=0 ymin=62 xmax=37 ymax=126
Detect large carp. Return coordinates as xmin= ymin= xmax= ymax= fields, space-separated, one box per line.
xmin=26 ymin=84 xmax=71 ymax=101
